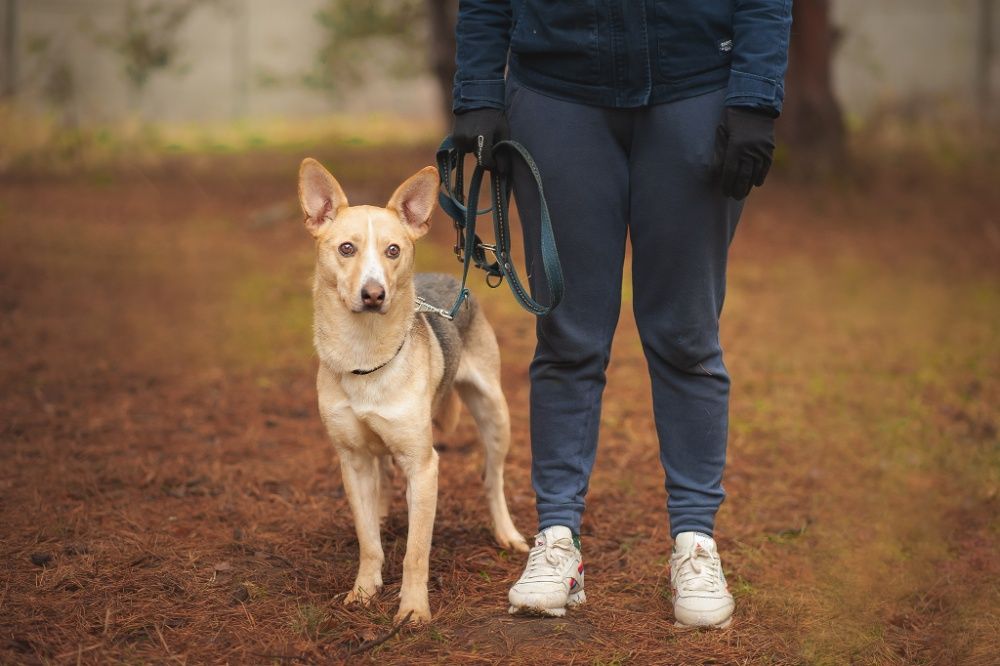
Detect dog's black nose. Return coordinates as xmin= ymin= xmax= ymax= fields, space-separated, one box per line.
xmin=361 ymin=281 xmax=386 ymax=309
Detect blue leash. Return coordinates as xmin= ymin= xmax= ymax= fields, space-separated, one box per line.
xmin=433 ymin=136 xmax=564 ymax=319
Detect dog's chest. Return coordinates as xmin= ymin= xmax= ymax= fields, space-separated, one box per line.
xmin=341 ymin=373 xmax=419 ymax=423
xmin=318 ymin=363 xmax=430 ymax=454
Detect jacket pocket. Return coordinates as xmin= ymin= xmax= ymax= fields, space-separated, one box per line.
xmin=654 ymin=1 xmax=733 ymax=82
xmin=509 ymin=1 xmax=599 ymax=85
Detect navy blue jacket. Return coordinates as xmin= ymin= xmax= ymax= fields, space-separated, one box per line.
xmin=454 ymin=1 xmax=792 ymax=115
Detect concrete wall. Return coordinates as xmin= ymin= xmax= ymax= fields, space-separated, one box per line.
xmin=0 ymin=0 xmax=441 ymax=123
xmin=1 ymin=0 xmax=997 ymax=124
xmin=832 ymin=0 xmax=1000 ymax=118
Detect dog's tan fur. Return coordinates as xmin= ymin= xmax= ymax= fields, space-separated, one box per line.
xmin=298 ymin=158 xmax=528 ymax=624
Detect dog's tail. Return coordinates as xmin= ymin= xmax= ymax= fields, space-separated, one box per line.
xmin=432 ymin=389 xmax=462 ymax=436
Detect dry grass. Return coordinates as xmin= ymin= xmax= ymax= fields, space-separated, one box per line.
xmin=0 ymin=104 xmax=443 ymax=176
xmin=0 ymin=143 xmax=997 ymax=664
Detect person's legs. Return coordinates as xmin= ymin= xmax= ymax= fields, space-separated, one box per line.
xmin=506 ymin=78 xmax=631 ymax=535
xmin=627 ymin=88 xmax=743 ymax=539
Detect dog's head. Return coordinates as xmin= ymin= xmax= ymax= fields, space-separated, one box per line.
xmin=298 ymin=158 xmax=438 ymax=314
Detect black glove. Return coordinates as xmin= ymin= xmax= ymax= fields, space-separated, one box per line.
xmin=452 ymin=107 xmax=510 ymax=174
xmin=713 ymin=106 xmax=776 ymax=200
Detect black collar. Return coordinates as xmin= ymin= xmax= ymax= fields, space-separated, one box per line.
xmin=351 ymin=338 xmax=406 ymax=375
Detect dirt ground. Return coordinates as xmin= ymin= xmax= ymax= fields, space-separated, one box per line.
xmin=1 ymin=144 xmax=997 ymax=665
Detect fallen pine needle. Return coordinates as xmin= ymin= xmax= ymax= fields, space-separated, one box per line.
xmin=345 ymin=610 xmax=413 ymax=657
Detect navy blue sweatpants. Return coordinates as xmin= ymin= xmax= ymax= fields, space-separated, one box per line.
xmin=506 ymin=78 xmax=743 ymax=539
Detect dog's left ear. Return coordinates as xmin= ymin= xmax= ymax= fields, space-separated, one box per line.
xmin=387 ymin=166 xmax=439 ymax=239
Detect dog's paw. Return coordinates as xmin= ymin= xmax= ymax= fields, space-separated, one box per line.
xmin=509 ymin=537 xmax=530 ymax=553
xmin=344 ymin=584 xmax=381 ymax=606
xmin=497 ymin=532 xmax=531 ymax=554
xmin=394 ymin=604 xmax=431 ymax=625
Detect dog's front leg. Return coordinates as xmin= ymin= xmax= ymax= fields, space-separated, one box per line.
xmin=375 ymin=455 xmax=394 ymax=521
xmin=339 ymin=450 xmax=384 ymax=605
xmin=393 ymin=441 xmax=438 ymax=624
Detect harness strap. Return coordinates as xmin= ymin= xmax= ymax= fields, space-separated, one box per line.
xmin=435 ymin=136 xmax=564 ymax=318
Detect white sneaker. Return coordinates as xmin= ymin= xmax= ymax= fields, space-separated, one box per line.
xmin=508 ymin=525 xmax=586 ymax=617
xmin=669 ymin=531 xmax=735 ymax=629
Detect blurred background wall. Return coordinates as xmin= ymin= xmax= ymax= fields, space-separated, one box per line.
xmin=834 ymin=0 xmax=999 ymax=119
xmin=0 ymin=0 xmax=997 ymax=127
xmin=0 ymin=0 xmax=440 ymax=124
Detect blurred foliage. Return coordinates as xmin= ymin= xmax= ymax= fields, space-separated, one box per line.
xmin=20 ymin=33 xmax=76 ymax=114
xmin=43 ymin=62 xmax=75 ymax=109
xmin=94 ymin=0 xmax=207 ymax=94
xmin=307 ymin=0 xmax=428 ymax=92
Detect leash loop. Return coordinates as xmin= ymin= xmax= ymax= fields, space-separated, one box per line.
xmin=434 ymin=136 xmax=564 ymax=318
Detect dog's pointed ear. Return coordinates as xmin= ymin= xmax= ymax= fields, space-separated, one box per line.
xmin=387 ymin=166 xmax=439 ymax=239
xmin=298 ymin=158 xmax=348 ymax=236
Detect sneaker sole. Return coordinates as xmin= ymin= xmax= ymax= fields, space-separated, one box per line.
xmin=673 ymin=615 xmax=733 ymax=630
xmin=508 ymin=589 xmax=586 ymax=617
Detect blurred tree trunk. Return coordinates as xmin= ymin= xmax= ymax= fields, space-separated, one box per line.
xmin=426 ymin=0 xmax=457 ymax=118
xmin=976 ymin=0 xmax=995 ymax=120
xmin=2 ymin=0 xmax=16 ymax=98
xmin=781 ymin=0 xmax=847 ymax=172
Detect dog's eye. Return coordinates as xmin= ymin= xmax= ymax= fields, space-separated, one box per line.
xmin=338 ymin=242 xmax=356 ymax=257
xmin=385 ymin=244 xmax=400 ymax=259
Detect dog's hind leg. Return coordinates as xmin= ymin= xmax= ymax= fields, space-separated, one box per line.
xmin=432 ymin=389 xmax=463 ymax=436
xmin=339 ymin=450 xmax=385 ymax=605
xmin=455 ymin=355 xmax=530 ymax=554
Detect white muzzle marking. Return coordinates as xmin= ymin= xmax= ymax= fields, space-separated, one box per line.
xmin=360 ymin=215 xmax=387 ymax=295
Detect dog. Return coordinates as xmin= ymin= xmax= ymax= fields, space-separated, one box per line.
xmin=297 ymin=158 xmax=529 ymax=624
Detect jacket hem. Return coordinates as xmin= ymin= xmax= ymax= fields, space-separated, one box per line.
xmin=509 ymin=58 xmax=730 ymax=109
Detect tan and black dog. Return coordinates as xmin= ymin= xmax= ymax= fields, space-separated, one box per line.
xmin=297 ymin=158 xmax=529 ymax=624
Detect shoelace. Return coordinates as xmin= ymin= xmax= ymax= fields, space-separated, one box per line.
xmin=523 ymin=533 xmax=574 ymax=577
xmin=673 ymin=543 xmax=723 ymax=593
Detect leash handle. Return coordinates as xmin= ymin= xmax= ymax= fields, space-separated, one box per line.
xmin=435 ymin=136 xmax=564 ymax=317
xmin=436 ymin=137 xmax=500 ymax=318
xmin=491 ymin=139 xmax=564 ymax=316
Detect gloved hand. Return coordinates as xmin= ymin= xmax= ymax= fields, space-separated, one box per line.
xmin=452 ymin=107 xmax=510 ymax=174
xmin=713 ymin=106 xmax=776 ymax=200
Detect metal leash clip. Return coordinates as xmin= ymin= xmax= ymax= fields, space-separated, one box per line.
xmin=414 ymin=296 xmax=456 ymax=320
xmin=477 ymin=242 xmax=504 ymax=287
